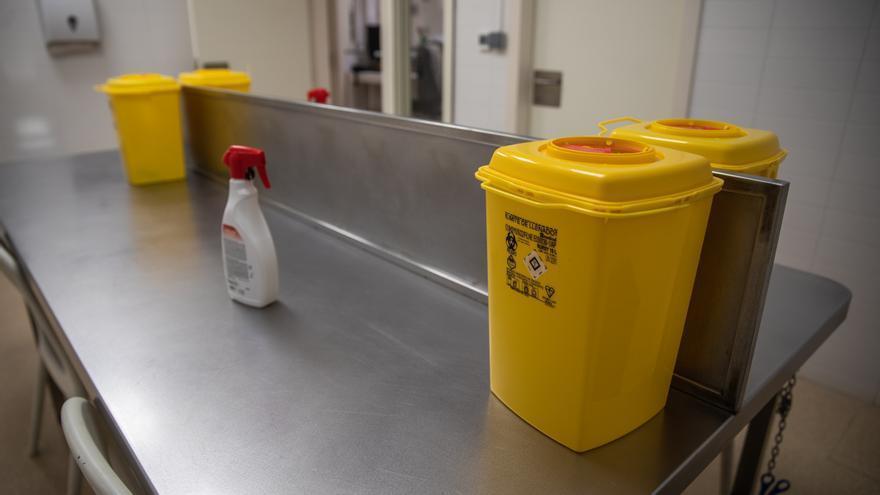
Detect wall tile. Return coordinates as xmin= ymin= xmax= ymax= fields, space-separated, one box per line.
xmin=698 ymin=27 xmax=770 ymax=57
xmin=782 ymin=200 xmax=826 ymax=237
xmin=762 ymin=56 xmax=861 ymax=91
xmin=839 ymin=123 xmax=880 ymax=158
xmin=0 ymin=0 xmax=192 ymax=163
xmin=668 ymin=0 xmax=880 ymax=400
xmin=834 ymin=123 xmax=880 ymax=187
xmin=693 ymin=53 xmax=765 ymax=86
xmin=690 ymin=81 xmax=760 ymax=114
xmin=821 ymin=209 xmax=880 ymax=247
xmin=778 ymin=171 xmax=833 ymax=207
xmin=856 ymin=60 xmax=880 ymax=92
xmin=783 ymin=146 xmax=839 ymax=180
xmin=800 ymin=317 xmax=880 ymax=402
xmin=774 ymin=227 xmax=819 ymax=270
xmin=769 ymin=28 xmax=869 ymax=59
xmin=814 ymin=237 xmax=880 ymax=289
xmin=835 ymin=152 xmax=880 ymax=187
xmin=756 ymin=87 xmax=853 ymax=121
xmin=702 ymin=0 xmax=774 ymax=29
xmin=773 ymin=0 xmax=876 ymax=29
xmin=865 ymin=29 xmax=880 ymax=60
xmin=753 ymin=114 xmax=845 ymax=152
xmin=848 ymin=93 xmax=880 ymax=125
xmin=688 ymin=104 xmax=755 ymax=125
xmin=827 ymin=180 xmax=880 ymax=219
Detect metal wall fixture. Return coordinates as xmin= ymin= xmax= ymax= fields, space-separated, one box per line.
xmin=532 ymin=70 xmax=562 ymax=107
xmin=182 ymin=86 xmax=788 ymax=412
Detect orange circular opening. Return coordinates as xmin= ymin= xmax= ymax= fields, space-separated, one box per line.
xmin=650 ymin=119 xmax=744 ymax=137
xmin=546 ymin=137 xmax=658 ymax=164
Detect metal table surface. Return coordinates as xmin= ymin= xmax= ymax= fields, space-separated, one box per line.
xmin=0 ymin=151 xmax=851 ymax=494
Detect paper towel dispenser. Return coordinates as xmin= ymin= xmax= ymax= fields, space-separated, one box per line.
xmin=37 ymin=0 xmax=101 ymax=47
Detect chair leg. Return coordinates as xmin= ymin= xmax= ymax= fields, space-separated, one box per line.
xmin=66 ymin=454 xmax=82 ymax=495
xmin=28 ymin=362 xmax=48 ymax=457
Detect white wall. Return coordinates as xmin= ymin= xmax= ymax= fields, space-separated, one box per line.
xmin=0 ymin=0 xmax=192 ymax=164
xmin=691 ymin=0 xmax=880 ymax=403
xmin=187 ymin=0 xmax=314 ymax=101
xmin=453 ymin=0 xmax=513 ymax=132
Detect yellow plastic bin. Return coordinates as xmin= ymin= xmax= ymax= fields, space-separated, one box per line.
xmin=96 ymin=74 xmax=186 ymax=185
xmin=475 ymin=136 xmax=723 ymax=452
xmin=178 ymin=68 xmax=251 ymax=92
xmin=599 ymin=117 xmax=787 ymax=178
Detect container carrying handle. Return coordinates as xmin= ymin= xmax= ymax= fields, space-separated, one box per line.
xmin=480 ymin=182 xmax=573 ymax=212
xmin=479 ymin=180 xmax=709 ymax=219
xmin=597 ymin=116 xmax=642 ymax=136
xmin=481 ymin=182 xmax=620 ymax=218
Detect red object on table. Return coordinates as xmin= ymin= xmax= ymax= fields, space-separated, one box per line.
xmin=307 ymin=87 xmax=330 ymax=104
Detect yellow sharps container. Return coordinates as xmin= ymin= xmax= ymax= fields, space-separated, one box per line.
xmin=475 ymin=136 xmax=723 ymax=452
xmin=599 ymin=117 xmax=787 ymax=178
xmin=96 ymin=74 xmax=185 ymax=185
xmin=178 ymin=68 xmax=251 ymax=92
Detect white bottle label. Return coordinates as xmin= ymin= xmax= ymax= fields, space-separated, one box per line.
xmin=223 ymin=224 xmax=251 ymax=296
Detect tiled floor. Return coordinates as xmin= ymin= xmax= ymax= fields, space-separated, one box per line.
xmin=1 ymin=275 xmax=878 ymax=494
xmin=684 ymin=377 xmax=880 ymax=494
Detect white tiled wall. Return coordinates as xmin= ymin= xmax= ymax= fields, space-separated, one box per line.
xmin=691 ymin=0 xmax=880 ymax=402
xmin=0 ymin=0 xmax=192 ymax=164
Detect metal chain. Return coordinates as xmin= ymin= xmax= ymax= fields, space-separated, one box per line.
xmin=766 ymin=376 xmax=796 ymax=475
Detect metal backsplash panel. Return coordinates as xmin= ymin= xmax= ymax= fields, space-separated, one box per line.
xmin=183 ymin=86 xmax=523 ymax=298
xmin=674 ymin=172 xmax=788 ymax=411
xmin=183 ymin=87 xmax=787 ymax=412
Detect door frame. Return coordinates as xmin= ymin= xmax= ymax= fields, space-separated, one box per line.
xmin=504 ymin=0 xmax=534 ymax=135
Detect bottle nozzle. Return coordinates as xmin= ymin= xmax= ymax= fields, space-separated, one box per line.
xmin=222 ymin=145 xmax=271 ymax=188
xmin=307 ymin=87 xmax=330 ymax=104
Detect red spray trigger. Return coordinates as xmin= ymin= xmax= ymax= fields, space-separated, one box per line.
xmin=307 ymin=87 xmax=330 ymax=103
xmin=222 ymin=145 xmax=271 ymax=188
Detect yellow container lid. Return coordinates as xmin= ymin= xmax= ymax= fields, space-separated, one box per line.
xmin=601 ymin=117 xmax=786 ymax=169
xmin=476 ymin=136 xmax=723 ymax=215
xmin=96 ymin=73 xmax=179 ymax=95
xmin=178 ymin=68 xmax=251 ymax=88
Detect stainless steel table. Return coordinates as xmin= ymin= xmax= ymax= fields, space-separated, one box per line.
xmin=0 ymin=151 xmax=850 ymax=494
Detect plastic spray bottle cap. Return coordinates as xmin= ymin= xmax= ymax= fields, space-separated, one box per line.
xmin=307 ymin=87 xmax=330 ymax=103
xmin=222 ymin=145 xmax=271 ymax=188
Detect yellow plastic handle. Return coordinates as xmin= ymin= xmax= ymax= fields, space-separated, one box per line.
xmin=597 ymin=116 xmax=642 ymax=136
xmin=480 ymin=182 xmax=572 ymax=211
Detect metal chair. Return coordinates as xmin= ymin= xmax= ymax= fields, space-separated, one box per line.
xmin=61 ymin=397 xmax=133 ymax=495
xmin=0 ymin=244 xmax=86 ymax=495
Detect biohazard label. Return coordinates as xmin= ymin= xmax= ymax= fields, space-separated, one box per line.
xmin=503 ymin=212 xmax=557 ymax=308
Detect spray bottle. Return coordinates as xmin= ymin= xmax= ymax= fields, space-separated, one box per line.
xmin=221 ymin=145 xmax=278 ymax=307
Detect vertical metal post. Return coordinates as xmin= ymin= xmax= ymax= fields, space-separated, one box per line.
xmin=731 ymin=395 xmax=777 ymax=495
xmin=441 ymin=0 xmax=455 ymax=124
xmin=380 ymin=0 xmax=411 ymax=116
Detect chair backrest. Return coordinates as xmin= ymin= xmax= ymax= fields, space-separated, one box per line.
xmin=61 ymin=397 xmax=133 ymax=495
xmin=0 ymin=245 xmax=84 ymax=398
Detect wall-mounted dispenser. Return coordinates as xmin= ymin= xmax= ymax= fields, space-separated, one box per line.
xmin=37 ymin=0 xmax=101 ymax=49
